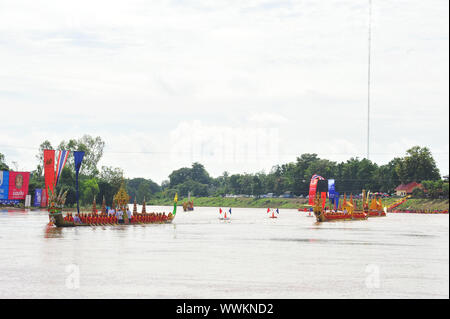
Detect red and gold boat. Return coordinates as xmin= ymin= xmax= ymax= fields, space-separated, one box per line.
xmin=48 ymin=184 xmax=178 ymax=228
xmin=312 ymin=193 xmax=367 ymax=223
xmin=367 ymin=196 xmax=387 ymax=217
xmin=347 ymin=190 xmax=387 ymax=218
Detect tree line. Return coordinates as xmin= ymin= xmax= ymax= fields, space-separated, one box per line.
xmin=163 ymin=146 xmax=446 ymax=199
xmin=1 ymin=136 xmax=160 ymax=207
xmin=0 ymin=136 xmax=448 ymax=205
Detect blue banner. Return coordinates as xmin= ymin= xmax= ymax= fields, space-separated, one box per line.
xmin=74 ymin=151 xmax=85 ymax=214
xmin=328 ymin=179 xmax=335 ymax=204
xmin=335 ymin=191 xmax=340 ymax=210
xmin=0 ymin=171 xmax=9 ymax=200
xmin=34 ymin=189 xmax=42 ymax=206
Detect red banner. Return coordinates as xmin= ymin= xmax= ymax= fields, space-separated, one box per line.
xmin=321 ymin=192 xmax=327 ymax=210
xmin=44 ymin=150 xmax=55 ymax=199
xmin=41 ymin=188 xmax=47 ymax=207
xmin=308 ymin=178 xmax=318 ymax=205
xmin=8 ymin=172 xmax=30 ymax=200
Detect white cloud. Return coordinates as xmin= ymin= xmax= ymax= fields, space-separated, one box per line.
xmin=0 ymin=0 xmax=448 ymax=180
xmin=248 ymin=112 xmax=289 ymax=124
xmin=168 ymin=120 xmax=280 ymax=178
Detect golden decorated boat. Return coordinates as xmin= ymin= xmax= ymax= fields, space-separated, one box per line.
xmin=182 ymin=192 xmax=194 ymax=211
xmin=367 ymin=195 xmax=387 ymax=217
xmin=340 ymin=190 xmax=387 ymax=218
xmin=313 ymin=192 xmax=367 ymax=222
xmin=183 ymin=201 xmax=194 ymax=211
xmin=48 ymin=184 xmax=178 ymax=228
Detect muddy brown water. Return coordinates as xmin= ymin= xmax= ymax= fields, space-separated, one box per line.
xmin=0 ymin=206 xmax=448 ymax=298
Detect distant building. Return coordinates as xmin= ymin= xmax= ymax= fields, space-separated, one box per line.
xmin=395 ymin=182 xmax=423 ymax=196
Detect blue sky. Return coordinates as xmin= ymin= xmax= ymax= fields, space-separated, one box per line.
xmin=0 ymin=0 xmax=448 ymax=183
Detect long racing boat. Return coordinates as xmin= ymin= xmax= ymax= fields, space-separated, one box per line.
xmin=312 ymin=192 xmax=367 ymax=223
xmin=48 ymin=186 xmax=178 ymax=228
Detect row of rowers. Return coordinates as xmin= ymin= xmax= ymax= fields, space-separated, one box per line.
xmin=64 ymin=209 xmax=174 ymax=224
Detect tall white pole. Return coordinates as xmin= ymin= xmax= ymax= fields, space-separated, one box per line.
xmin=367 ymin=0 xmax=372 ymax=160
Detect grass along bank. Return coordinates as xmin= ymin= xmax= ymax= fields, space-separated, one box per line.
xmin=10 ymin=197 xmax=446 ymax=211
xmin=148 ymin=196 xmax=308 ymax=209
xmin=394 ymin=198 xmax=448 ymax=211
xmin=147 ymin=196 xmax=449 ymax=210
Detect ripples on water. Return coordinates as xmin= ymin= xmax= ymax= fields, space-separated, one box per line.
xmin=0 ymin=206 xmax=448 ymax=298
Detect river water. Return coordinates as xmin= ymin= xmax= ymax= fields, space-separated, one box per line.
xmin=0 ymin=206 xmax=448 ymax=299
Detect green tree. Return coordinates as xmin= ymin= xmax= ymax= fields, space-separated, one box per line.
xmin=373 ymin=158 xmax=402 ymax=193
xmin=168 ymin=163 xmax=212 ymax=197
xmin=396 ymin=146 xmax=441 ymax=184
xmin=176 ymin=179 xmax=209 ymax=197
xmin=161 ymin=180 xmax=170 ymax=190
xmin=58 ymin=135 xmax=105 ymax=177
xmin=191 ymin=162 xmax=212 ymax=185
xmin=442 ymin=183 xmax=449 ymax=198
xmin=252 ymin=174 xmax=264 ymax=197
xmin=169 ymin=162 xmax=212 ymax=187
xmin=213 ymin=171 xmax=231 ymax=196
xmin=0 ymin=153 xmax=9 ymax=171
xmin=35 ymin=140 xmax=53 ymax=177
xmin=126 ymin=177 xmax=161 ymax=202
xmin=229 ymin=174 xmax=242 ymax=194
xmin=80 ymin=178 xmax=99 ymax=205
xmin=411 ymin=187 xmax=426 ymax=199
xmin=422 ymin=180 xmax=444 ymax=199
xmin=55 ymin=167 xmax=77 ymax=206
xmin=96 ymin=166 xmax=124 ymax=205
xmin=100 ymin=166 xmax=123 ymax=188
xmin=169 ymin=167 xmax=192 ymax=187
xmin=36 ymin=135 xmax=105 ymax=178
xmin=335 ymin=158 xmax=377 ymax=194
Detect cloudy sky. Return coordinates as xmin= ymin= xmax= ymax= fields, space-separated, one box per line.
xmin=0 ymin=0 xmax=448 ymax=183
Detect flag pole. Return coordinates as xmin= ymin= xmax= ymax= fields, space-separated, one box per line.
xmin=73 ymin=151 xmax=85 ymax=215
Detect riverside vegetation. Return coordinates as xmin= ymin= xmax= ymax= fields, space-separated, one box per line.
xmin=147 ymin=196 xmax=449 ymax=211
xmin=0 ymin=136 xmax=448 ymax=210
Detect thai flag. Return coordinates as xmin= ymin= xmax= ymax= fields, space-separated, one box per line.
xmin=55 ymin=150 xmax=70 ymax=186
xmin=311 ymin=174 xmax=325 ymax=181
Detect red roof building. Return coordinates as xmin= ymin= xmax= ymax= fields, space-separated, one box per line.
xmin=395 ymin=182 xmax=423 ymax=196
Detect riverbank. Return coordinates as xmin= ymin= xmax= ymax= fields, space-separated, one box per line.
xmin=148 ymin=196 xmax=307 ymax=209
xmin=3 ymin=197 xmax=447 ymax=212
xmin=147 ymin=196 xmax=449 ymax=210
xmin=394 ymin=198 xmax=449 ymax=211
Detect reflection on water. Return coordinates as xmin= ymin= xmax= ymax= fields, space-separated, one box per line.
xmin=0 ymin=207 xmax=448 ymax=299
xmin=1 ymin=209 xmax=30 ymax=215
xmin=44 ymin=226 xmax=64 ymax=239
xmin=267 ymin=238 xmax=415 ymax=246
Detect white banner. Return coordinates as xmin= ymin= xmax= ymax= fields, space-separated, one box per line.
xmin=25 ymin=194 xmax=31 ymax=207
